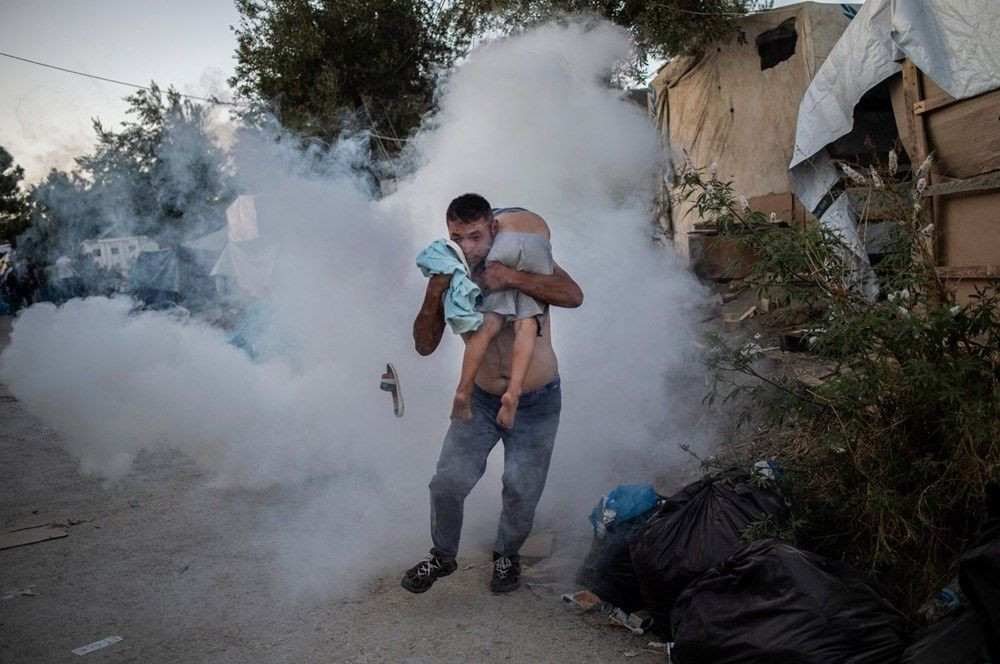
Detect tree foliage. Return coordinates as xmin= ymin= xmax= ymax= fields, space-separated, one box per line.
xmin=18 ymin=84 xmax=236 ymax=262
xmin=230 ymin=0 xmax=768 ymax=145
xmin=230 ymin=0 xmax=461 ymax=147
xmin=447 ymin=0 xmax=772 ymax=73
xmin=0 ymin=146 xmax=31 ymax=246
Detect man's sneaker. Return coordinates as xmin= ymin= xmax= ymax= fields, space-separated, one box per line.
xmin=490 ymin=552 xmax=521 ymax=594
xmin=401 ymin=552 xmax=457 ymax=594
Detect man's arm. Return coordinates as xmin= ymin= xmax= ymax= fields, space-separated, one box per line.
xmin=413 ymin=273 xmax=450 ymax=356
xmin=481 ymin=261 xmax=583 ymax=309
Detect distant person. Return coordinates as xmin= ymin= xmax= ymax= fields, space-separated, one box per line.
xmin=402 ymin=193 xmax=583 ymax=595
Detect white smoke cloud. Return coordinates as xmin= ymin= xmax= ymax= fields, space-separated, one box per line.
xmin=0 ymin=20 xmax=708 ymax=594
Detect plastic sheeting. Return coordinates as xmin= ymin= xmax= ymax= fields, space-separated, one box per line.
xmin=630 ymin=469 xmax=788 ymax=637
xmin=789 ymin=0 xmax=1000 ymax=297
xmin=207 ymin=195 xmax=277 ymax=298
xmin=792 ymin=0 xmax=1000 ymax=168
xmin=671 ymin=539 xmax=907 ymax=664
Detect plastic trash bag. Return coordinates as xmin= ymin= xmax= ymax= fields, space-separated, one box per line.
xmin=575 ymin=515 xmax=649 ymax=612
xmin=958 ymin=482 xmax=1000 ymax=661
xmin=901 ymin=608 xmax=989 ymax=664
xmin=671 ymin=539 xmax=907 ymax=664
xmin=589 ymin=484 xmax=660 ymax=538
xmin=630 ymin=468 xmax=788 ymax=635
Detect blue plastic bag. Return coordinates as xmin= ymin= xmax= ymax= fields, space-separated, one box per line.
xmin=589 ymin=484 xmax=659 ymax=537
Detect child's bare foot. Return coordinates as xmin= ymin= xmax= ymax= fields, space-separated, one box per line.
xmin=496 ymin=391 xmax=519 ymax=428
xmin=451 ymin=391 xmax=473 ymax=420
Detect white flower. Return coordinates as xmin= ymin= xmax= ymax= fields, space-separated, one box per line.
xmin=898 ymin=306 xmax=910 ymax=317
xmin=710 ymin=162 xmax=719 ymax=179
xmin=921 ymin=223 xmax=934 ymax=236
xmin=915 ymin=154 xmax=934 ymax=179
xmin=869 ymin=167 xmax=884 ymax=189
xmin=840 ymin=163 xmax=866 ymax=185
xmin=808 ymin=336 xmax=818 ymax=345
xmin=916 ymin=177 xmax=927 ymax=196
xmin=913 ymin=202 xmax=923 ymax=213
xmin=738 ymin=195 xmax=749 ymax=212
xmin=705 ymin=183 xmax=716 ymax=195
xmin=900 ymin=288 xmax=910 ymax=301
xmin=949 ymin=305 xmax=962 ymax=316
xmin=683 ymin=149 xmax=694 ymax=169
xmin=888 ymin=150 xmax=898 ymax=174
xmin=754 ymin=332 xmax=762 ymax=340
xmin=769 ymin=212 xmax=777 ymax=223
xmin=887 ymin=292 xmax=897 ymax=302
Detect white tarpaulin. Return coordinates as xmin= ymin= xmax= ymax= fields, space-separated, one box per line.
xmin=789 ymin=0 xmax=1000 ymax=298
xmin=791 ymin=0 xmax=1000 ymax=168
xmin=208 ymin=195 xmax=277 ymax=298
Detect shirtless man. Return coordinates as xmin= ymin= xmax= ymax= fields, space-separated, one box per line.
xmin=402 ymin=193 xmax=583 ymax=594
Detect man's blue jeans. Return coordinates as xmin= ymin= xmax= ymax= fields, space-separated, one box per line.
xmin=429 ymin=377 xmax=561 ymax=561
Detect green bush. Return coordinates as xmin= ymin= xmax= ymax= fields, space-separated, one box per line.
xmin=681 ymin=152 xmax=1000 ymax=615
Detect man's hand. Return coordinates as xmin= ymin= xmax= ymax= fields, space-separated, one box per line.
xmin=482 ymin=261 xmax=583 ymax=309
xmin=413 ymin=273 xmax=450 ymax=356
xmin=480 ymin=262 xmax=515 ymax=293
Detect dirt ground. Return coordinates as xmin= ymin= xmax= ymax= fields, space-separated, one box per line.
xmin=0 ymin=315 xmax=659 ymax=663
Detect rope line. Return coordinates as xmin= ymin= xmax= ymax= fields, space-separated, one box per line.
xmin=0 ymin=51 xmax=241 ymax=106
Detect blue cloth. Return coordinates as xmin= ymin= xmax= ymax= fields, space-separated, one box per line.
xmin=416 ymin=239 xmax=483 ymax=334
xmin=589 ymin=484 xmax=660 ymax=535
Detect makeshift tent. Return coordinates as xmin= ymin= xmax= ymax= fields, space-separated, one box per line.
xmin=128 ymin=247 xmax=217 ymax=307
xmin=650 ymin=2 xmax=854 ymax=258
xmin=207 ymin=195 xmax=277 ymax=298
xmin=790 ymin=0 xmax=1000 ymax=300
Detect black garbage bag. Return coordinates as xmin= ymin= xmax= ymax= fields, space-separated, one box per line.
xmin=630 ymin=468 xmax=788 ymax=635
xmin=575 ymin=516 xmax=649 ymax=612
xmin=901 ymin=608 xmax=989 ymax=664
xmin=958 ymin=481 xmax=1000 ymax=660
xmin=671 ymin=539 xmax=907 ymax=664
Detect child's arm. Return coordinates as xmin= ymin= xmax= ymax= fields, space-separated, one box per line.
xmin=481 ymin=262 xmax=583 ymax=309
xmin=413 ymin=273 xmax=451 ymax=356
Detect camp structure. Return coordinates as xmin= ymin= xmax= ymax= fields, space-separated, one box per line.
xmin=127 ymin=246 xmax=217 ymax=308
xmin=650 ymin=2 xmax=856 ymax=263
xmin=187 ymin=195 xmax=277 ymax=299
xmin=790 ymin=0 xmax=1000 ymax=302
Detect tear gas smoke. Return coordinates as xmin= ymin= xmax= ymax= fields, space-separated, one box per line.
xmin=1 ymin=21 xmax=707 ymax=593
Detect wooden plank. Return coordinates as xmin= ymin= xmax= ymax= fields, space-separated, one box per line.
xmin=0 ymin=523 xmax=68 ymax=550
xmin=924 ymin=87 xmax=1000 ymax=179
xmin=902 ymin=61 xmax=932 ymax=164
xmin=938 ymin=266 xmax=1000 ymax=279
xmin=914 ymin=93 xmax=958 ymax=115
xmin=937 ymin=189 xmax=1000 ymax=267
xmin=924 ymin=173 xmax=1000 ymax=197
xmin=901 ymin=60 xmax=939 ymax=262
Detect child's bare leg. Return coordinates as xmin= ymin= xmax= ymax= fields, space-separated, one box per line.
xmin=497 ymin=316 xmax=537 ymax=428
xmin=452 ymin=313 xmax=504 ymax=420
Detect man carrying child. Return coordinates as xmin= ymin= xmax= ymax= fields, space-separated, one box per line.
xmin=403 ymin=193 xmax=583 ymax=594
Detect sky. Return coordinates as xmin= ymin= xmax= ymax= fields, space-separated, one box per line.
xmin=0 ymin=0 xmax=856 ymax=182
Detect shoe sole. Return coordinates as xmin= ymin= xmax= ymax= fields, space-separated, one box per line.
xmin=490 ymin=582 xmax=521 ymax=595
xmin=401 ymin=579 xmax=433 ymax=594
xmin=401 ymin=567 xmax=456 ymax=594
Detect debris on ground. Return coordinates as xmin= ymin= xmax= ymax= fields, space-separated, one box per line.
xmin=71 ymin=635 xmax=123 ymax=656
xmin=2 ymin=585 xmax=37 ymax=599
xmin=0 ymin=522 xmax=69 ymax=550
xmin=520 ymin=533 xmax=554 ymax=560
xmin=561 ymin=590 xmax=602 ymax=611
